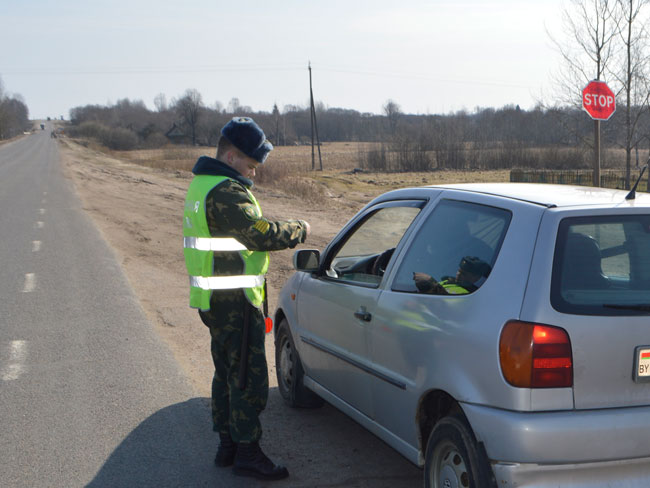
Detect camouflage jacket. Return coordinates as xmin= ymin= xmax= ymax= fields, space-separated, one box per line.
xmin=191 ymin=156 xmax=307 ymax=317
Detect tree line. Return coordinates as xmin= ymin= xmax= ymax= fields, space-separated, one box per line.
xmin=0 ymin=77 xmax=30 ymax=139
xmin=65 ymin=91 xmax=393 ymax=150
xmin=64 ymin=91 xmax=650 ymax=168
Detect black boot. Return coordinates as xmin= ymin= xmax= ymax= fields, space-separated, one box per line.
xmin=232 ymin=441 xmax=289 ymax=480
xmin=214 ymin=433 xmax=237 ymax=467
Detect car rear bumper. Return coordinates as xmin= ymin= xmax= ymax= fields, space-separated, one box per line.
xmin=492 ymin=457 xmax=650 ymax=488
xmin=462 ymin=402 xmax=650 ymax=484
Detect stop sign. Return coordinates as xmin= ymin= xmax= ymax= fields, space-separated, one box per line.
xmin=582 ymin=80 xmax=616 ymax=120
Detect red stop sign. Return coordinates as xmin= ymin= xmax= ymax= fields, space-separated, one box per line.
xmin=582 ymin=80 xmax=616 ymax=120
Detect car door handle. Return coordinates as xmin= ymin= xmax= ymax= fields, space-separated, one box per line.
xmin=354 ymin=306 xmax=372 ymax=322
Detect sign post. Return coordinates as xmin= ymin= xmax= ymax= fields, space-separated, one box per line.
xmin=582 ymin=80 xmax=616 ymax=187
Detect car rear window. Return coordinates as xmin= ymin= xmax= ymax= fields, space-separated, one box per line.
xmin=551 ymin=215 xmax=650 ymax=315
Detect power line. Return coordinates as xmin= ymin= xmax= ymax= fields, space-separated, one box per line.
xmin=1 ymin=62 xmax=306 ymax=76
xmin=3 ymin=61 xmax=539 ymax=90
xmin=314 ymin=63 xmax=537 ymax=90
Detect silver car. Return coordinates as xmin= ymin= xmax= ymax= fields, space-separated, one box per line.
xmin=273 ymin=182 xmax=650 ymax=488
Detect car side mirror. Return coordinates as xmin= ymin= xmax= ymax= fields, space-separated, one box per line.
xmin=293 ymin=249 xmax=320 ymax=272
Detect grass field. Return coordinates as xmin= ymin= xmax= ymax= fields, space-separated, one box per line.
xmin=109 ymin=142 xmax=512 ymax=204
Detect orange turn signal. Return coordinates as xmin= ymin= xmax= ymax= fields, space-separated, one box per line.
xmin=265 ymin=317 xmax=273 ymax=334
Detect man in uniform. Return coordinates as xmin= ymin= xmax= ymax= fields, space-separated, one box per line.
xmin=412 ymin=256 xmax=491 ymax=295
xmin=183 ymin=117 xmax=310 ymax=481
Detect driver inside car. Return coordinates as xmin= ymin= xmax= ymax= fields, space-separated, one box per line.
xmin=412 ymin=256 xmax=491 ymax=295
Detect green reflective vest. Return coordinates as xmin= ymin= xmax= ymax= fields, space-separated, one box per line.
xmin=440 ymin=279 xmax=471 ymax=295
xmin=183 ymin=175 xmax=269 ymax=311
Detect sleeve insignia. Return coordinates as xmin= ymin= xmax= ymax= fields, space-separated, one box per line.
xmin=243 ymin=204 xmax=261 ymax=220
xmin=253 ymin=219 xmax=270 ymax=234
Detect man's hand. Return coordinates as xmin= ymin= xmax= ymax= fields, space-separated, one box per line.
xmin=413 ymin=272 xmax=434 ymax=293
xmin=413 ymin=272 xmax=446 ymax=295
xmin=303 ymin=221 xmax=311 ymax=237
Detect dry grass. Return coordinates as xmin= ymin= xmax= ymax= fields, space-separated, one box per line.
xmin=103 ymin=141 xmax=512 ymax=205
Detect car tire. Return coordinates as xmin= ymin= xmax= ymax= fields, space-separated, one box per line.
xmin=275 ymin=319 xmax=324 ymax=408
xmin=424 ymin=414 xmax=495 ymax=488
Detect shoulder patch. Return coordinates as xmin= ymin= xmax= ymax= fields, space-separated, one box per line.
xmin=253 ymin=219 xmax=270 ymax=234
xmin=242 ymin=204 xmax=262 ymax=221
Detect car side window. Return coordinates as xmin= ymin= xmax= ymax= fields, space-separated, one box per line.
xmin=392 ymin=199 xmax=511 ymax=295
xmin=326 ymin=205 xmax=421 ymax=286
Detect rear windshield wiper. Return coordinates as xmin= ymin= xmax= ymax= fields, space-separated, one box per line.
xmin=603 ymin=304 xmax=650 ymax=312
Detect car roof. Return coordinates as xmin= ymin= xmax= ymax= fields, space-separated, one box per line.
xmin=426 ymin=182 xmax=650 ymax=208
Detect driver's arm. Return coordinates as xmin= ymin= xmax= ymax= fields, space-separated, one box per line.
xmin=412 ymin=272 xmax=448 ymax=295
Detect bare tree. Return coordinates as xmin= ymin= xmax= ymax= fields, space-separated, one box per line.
xmin=227 ymin=97 xmax=241 ymax=114
xmin=0 ymin=75 xmax=6 ymax=138
xmin=272 ymin=103 xmax=282 ymax=145
xmin=0 ymin=75 xmax=30 ymax=139
xmin=154 ymin=93 xmax=167 ymax=112
xmin=549 ymin=0 xmax=618 ymax=103
xmin=173 ymin=89 xmax=203 ymax=145
xmin=611 ymin=0 xmax=650 ymax=187
xmin=383 ymin=99 xmax=402 ymax=134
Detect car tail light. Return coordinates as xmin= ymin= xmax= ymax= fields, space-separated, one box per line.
xmin=499 ymin=320 xmax=573 ymax=388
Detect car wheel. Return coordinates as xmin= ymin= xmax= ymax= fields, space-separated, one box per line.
xmin=275 ymin=319 xmax=324 ymax=408
xmin=424 ymin=415 xmax=494 ymax=488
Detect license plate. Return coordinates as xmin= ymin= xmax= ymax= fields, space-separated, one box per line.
xmin=634 ymin=346 xmax=650 ymax=382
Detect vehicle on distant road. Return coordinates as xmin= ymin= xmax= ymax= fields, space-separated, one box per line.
xmin=274 ymin=182 xmax=650 ymax=488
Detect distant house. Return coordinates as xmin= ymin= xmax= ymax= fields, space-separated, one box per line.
xmin=165 ymin=123 xmax=189 ymax=145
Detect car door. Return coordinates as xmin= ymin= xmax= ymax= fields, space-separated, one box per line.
xmin=367 ymin=197 xmax=514 ymax=444
xmin=296 ymin=201 xmax=423 ymax=417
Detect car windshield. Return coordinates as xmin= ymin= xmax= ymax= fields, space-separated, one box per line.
xmin=551 ymin=214 xmax=650 ymax=315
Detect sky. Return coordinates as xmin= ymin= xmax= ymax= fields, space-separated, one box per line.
xmin=1 ymin=0 xmax=566 ymax=120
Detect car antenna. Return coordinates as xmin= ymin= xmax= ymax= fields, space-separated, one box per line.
xmin=625 ymin=158 xmax=650 ymax=200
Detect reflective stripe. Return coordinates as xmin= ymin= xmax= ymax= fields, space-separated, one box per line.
xmin=184 ymin=236 xmax=247 ymax=251
xmin=190 ymin=275 xmax=265 ymax=290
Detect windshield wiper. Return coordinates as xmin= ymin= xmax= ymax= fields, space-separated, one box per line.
xmin=603 ymin=303 xmax=650 ymax=312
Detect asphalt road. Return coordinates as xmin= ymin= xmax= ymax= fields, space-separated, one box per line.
xmin=0 ymin=128 xmax=223 ymax=487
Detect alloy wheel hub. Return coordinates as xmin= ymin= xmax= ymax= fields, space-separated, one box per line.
xmin=279 ymin=341 xmax=293 ymax=387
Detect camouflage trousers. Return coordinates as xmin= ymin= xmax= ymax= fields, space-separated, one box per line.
xmin=200 ymin=290 xmax=268 ymax=443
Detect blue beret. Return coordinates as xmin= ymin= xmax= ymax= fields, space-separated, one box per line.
xmin=221 ymin=117 xmax=273 ymax=164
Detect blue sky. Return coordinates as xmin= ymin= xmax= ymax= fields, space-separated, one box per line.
xmin=1 ymin=0 xmax=564 ymax=119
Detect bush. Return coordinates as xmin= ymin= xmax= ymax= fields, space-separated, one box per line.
xmin=67 ymin=121 xmax=106 ymax=139
xmin=275 ymin=176 xmax=328 ymax=204
xmin=361 ymin=143 xmax=389 ymax=171
xmin=142 ymin=132 xmax=168 ymax=149
xmin=99 ymin=127 xmax=139 ymax=150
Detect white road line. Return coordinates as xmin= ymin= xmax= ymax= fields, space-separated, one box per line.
xmin=1 ymin=340 xmax=27 ymax=381
xmin=32 ymin=241 xmax=41 ymax=252
xmin=35 ymin=221 xmax=44 ymax=229
xmin=39 ymin=208 xmax=45 ymax=215
xmin=23 ymin=273 xmax=36 ymax=293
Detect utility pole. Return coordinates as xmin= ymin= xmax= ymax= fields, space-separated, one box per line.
xmin=308 ymin=62 xmax=323 ymax=171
